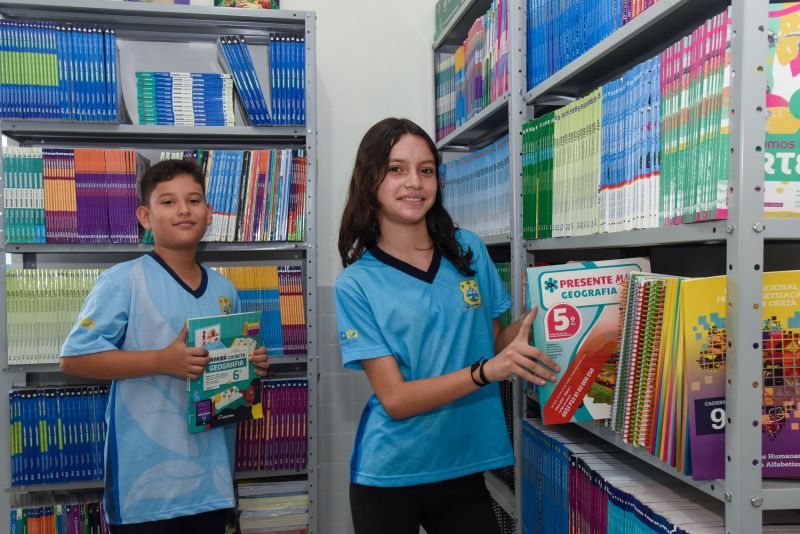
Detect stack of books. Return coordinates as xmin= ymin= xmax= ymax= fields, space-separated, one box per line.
xmin=0 ymin=20 xmax=120 ymax=122
xmin=6 ymin=268 xmax=104 ymax=366
xmin=440 ymin=135 xmax=510 ymax=237
xmin=522 ymin=3 xmax=800 ymax=240
xmin=217 ymin=35 xmax=271 ymax=126
xmin=521 ymin=418 xmax=800 ymax=533
xmin=236 ymin=479 xmax=308 ymax=534
xmin=234 ymin=379 xmax=308 ymax=472
xmin=527 ymin=0 xmax=660 ymax=90
xmin=11 ymin=497 xmax=108 ymax=533
xmin=267 ymin=34 xmax=306 ymax=125
xmin=148 ymin=149 xmax=307 ymax=243
xmin=10 ymin=386 xmax=109 ymax=487
xmin=433 ymin=0 xmax=508 ymax=140
xmin=214 ymin=265 xmax=308 ymax=357
xmin=2 ymin=147 xmax=145 ymax=244
xmin=136 ymin=71 xmax=235 ymax=126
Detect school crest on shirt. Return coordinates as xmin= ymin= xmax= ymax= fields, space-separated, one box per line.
xmin=76 ymin=317 xmax=95 ymax=333
xmin=459 ymin=279 xmax=482 ymax=311
xmin=219 ymin=296 xmax=233 ymax=315
xmin=340 ymin=329 xmax=360 ymax=346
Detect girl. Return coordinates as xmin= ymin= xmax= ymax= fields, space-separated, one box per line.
xmin=335 ymin=118 xmax=559 ymax=534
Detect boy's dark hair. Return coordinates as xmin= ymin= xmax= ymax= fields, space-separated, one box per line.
xmin=139 ymin=159 xmax=205 ymax=206
xmin=338 ymin=117 xmax=475 ymax=276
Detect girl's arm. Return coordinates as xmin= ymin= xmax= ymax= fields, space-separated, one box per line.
xmin=362 ymin=309 xmax=559 ymax=420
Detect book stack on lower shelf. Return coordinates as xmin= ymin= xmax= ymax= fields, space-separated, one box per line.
xmin=10 ymin=492 xmax=108 ymax=533
xmin=522 ymin=419 xmax=800 ymax=533
xmin=236 ymin=479 xmax=308 ymax=534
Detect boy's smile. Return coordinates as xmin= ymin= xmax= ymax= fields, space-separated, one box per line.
xmin=137 ymin=172 xmax=212 ymax=250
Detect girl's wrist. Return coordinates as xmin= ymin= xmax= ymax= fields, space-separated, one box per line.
xmin=469 ymin=358 xmax=490 ymax=387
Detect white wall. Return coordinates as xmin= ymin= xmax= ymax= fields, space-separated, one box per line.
xmin=275 ymin=3 xmax=436 ymax=532
xmin=282 ymin=0 xmax=436 ymax=286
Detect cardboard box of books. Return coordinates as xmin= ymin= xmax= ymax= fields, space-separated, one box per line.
xmin=527 ymin=257 xmax=650 ymax=424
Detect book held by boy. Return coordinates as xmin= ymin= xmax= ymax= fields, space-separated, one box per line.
xmin=187 ymin=311 xmax=263 ymax=433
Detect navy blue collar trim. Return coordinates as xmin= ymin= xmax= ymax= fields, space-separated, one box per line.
xmin=368 ymin=244 xmax=441 ymax=284
xmin=147 ymin=251 xmax=208 ymax=298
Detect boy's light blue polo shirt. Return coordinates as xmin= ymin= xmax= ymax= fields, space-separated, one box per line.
xmin=61 ymin=252 xmax=239 ymax=525
xmin=335 ymin=229 xmax=514 ymax=487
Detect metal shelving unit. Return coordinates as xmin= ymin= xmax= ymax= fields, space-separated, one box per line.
xmin=522 ymin=0 xmax=800 ymax=532
xmin=0 ymin=1 xmax=318 ymax=532
xmin=436 ymin=93 xmax=510 ymax=150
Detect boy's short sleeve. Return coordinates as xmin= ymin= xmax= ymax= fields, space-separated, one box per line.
xmin=334 ymin=281 xmax=392 ymax=371
xmin=61 ymin=272 xmax=130 ymax=357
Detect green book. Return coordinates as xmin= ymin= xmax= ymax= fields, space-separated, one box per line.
xmin=186 ymin=311 xmax=263 ymax=433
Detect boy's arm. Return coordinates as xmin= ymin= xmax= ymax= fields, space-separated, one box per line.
xmin=61 ymin=324 xmax=210 ymax=380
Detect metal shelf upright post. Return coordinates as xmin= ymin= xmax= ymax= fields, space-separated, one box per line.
xmin=725 ymin=0 xmax=767 ymax=530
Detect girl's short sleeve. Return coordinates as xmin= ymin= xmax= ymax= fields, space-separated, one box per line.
xmin=334 ymin=279 xmax=393 ymax=371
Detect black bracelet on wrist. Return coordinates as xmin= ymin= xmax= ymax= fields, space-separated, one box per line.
xmin=478 ymin=358 xmax=490 ymax=386
xmin=470 ymin=357 xmax=490 ymax=387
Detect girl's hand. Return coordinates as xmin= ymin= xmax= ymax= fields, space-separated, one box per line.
xmin=249 ymin=346 xmax=270 ymax=377
xmin=483 ymin=307 xmax=560 ymax=386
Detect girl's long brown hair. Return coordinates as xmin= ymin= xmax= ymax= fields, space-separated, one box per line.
xmin=338 ymin=118 xmax=474 ymax=276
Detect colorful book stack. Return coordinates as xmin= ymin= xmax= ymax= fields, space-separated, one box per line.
xmin=3 ymin=147 xmax=144 ymax=244
xmin=609 ymin=272 xmax=683 ymax=464
xmin=527 ymin=0 xmax=660 ymax=90
xmin=440 ymin=135 xmax=510 ymax=237
xmin=682 ymin=272 xmax=800 ymax=480
xmin=215 ymin=265 xmax=307 ymax=357
xmin=217 ymin=35 xmax=271 ymax=126
xmin=215 ymin=0 xmax=280 ymax=8
xmin=3 ymin=147 xmax=46 ymax=244
xmin=234 ymin=379 xmax=308 ymax=472
xmin=601 ymin=57 xmax=660 ymax=233
xmin=146 ymin=149 xmax=307 ymax=243
xmin=591 ymin=269 xmax=800 ymax=480
xmin=524 ymin=3 xmax=800 ymax=240
xmin=237 ymin=479 xmax=308 ymax=534
xmin=0 ymin=20 xmax=120 ymax=122
xmin=136 ymin=71 xmax=235 ymax=126
xmin=521 ymin=419 xmax=800 ymax=534
xmin=10 ymin=499 xmax=109 ymax=534
xmin=433 ymin=0 xmax=508 ymax=140
xmin=6 ymin=268 xmax=104 ymax=366
xmin=9 ymin=386 xmax=109 ymax=487
xmin=268 ymin=34 xmax=306 ymax=125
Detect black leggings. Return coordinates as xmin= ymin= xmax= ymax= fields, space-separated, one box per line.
xmin=108 ymin=508 xmax=230 ymax=534
xmin=349 ymin=473 xmax=501 ymax=534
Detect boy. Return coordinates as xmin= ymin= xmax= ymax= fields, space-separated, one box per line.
xmin=60 ymin=159 xmax=269 ymax=534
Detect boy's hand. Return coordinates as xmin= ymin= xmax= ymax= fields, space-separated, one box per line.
xmin=483 ymin=307 xmax=560 ymax=385
xmin=249 ymin=346 xmax=270 ymax=377
xmin=161 ymin=324 xmax=210 ymax=380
